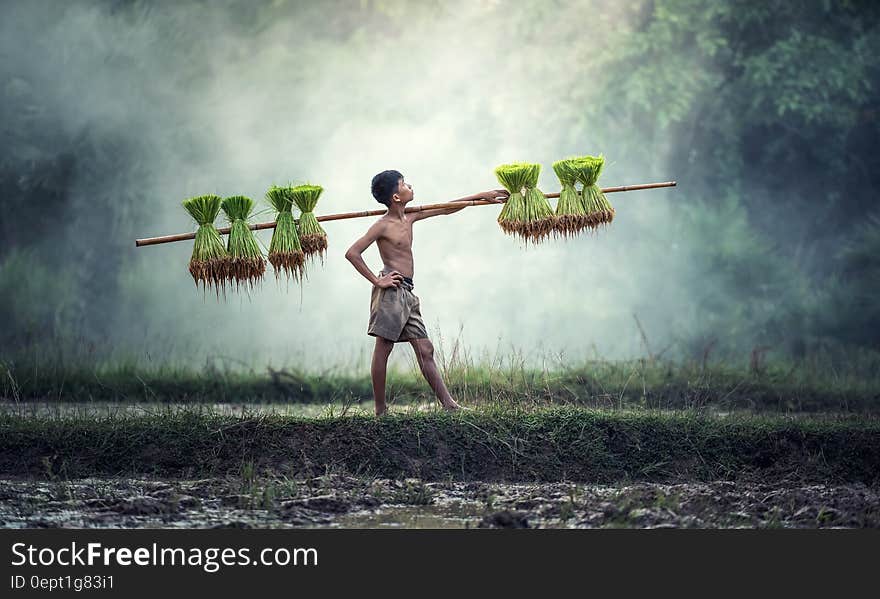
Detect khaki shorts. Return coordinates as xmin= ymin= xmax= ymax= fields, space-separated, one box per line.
xmin=367 ymin=270 xmax=428 ymax=343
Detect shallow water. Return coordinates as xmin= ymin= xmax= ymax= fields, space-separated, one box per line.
xmin=332 ymin=504 xmax=476 ymax=529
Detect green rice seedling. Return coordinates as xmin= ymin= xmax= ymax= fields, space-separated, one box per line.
xmin=182 ymin=194 xmax=228 ymax=293
xmin=220 ymin=195 xmax=265 ymax=289
xmin=495 ymin=162 xmax=556 ymax=242
xmin=571 ymin=155 xmax=614 ymax=228
xmin=494 ymin=163 xmax=532 ymax=238
xmin=552 ymin=158 xmax=588 ymax=238
xmin=287 ymin=184 xmax=328 ymax=262
xmin=521 ymin=163 xmax=557 ymax=243
xmin=266 ymin=185 xmax=305 ymax=280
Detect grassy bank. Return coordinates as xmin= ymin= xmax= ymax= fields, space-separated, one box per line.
xmin=2 ymin=356 xmax=879 ymax=412
xmin=2 ymin=408 xmax=878 ymax=483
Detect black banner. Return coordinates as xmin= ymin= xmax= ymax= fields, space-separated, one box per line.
xmin=1 ymin=529 xmax=876 ymax=596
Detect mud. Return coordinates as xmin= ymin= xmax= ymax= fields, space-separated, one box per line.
xmin=1 ymin=475 xmax=877 ymax=529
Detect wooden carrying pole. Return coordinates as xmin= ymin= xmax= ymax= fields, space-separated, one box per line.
xmin=135 ymin=180 xmax=676 ymax=247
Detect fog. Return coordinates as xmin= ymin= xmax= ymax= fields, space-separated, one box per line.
xmin=3 ymin=0 xmax=841 ymax=370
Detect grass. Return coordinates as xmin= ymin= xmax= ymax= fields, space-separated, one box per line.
xmin=1 ymin=408 xmax=877 ymax=482
xmin=2 ymin=353 xmax=878 ymax=413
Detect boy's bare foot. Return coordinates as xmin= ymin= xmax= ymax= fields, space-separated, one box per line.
xmin=441 ymin=399 xmax=468 ymax=411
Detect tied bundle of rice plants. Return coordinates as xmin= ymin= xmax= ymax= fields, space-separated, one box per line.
xmin=266 ymin=185 xmax=305 ymax=280
xmin=571 ymin=155 xmax=614 ymax=228
xmin=220 ymin=195 xmax=265 ymax=289
xmin=552 ymin=158 xmax=588 ymax=237
xmin=287 ymin=184 xmax=328 ymax=262
xmin=520 ymin=163 xmax=557 ymax=243
xmin=182 ymin=194 xmax=228 ymax=293
xmin=495 ymin=163 xmax=532 ymax=238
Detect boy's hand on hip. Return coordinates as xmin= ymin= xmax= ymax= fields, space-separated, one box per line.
xmin=376 ymin=271 xmax=403 ymax=288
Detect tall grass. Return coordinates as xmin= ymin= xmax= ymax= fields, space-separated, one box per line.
xmin=2 ymin=339 xmax=879 ymax=412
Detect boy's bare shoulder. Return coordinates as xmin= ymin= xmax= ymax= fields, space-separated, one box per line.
xmin=372 ymin=215 xmax=391 ymax=228
xmin=366 ymin=216 xmax=390 ymax=238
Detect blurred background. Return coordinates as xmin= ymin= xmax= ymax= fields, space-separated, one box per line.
xmin=1 ymin=0 xmax=878 ymax=371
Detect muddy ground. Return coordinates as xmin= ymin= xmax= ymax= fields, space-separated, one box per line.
xmin=1 ymin=475 xmax=877 ymax=529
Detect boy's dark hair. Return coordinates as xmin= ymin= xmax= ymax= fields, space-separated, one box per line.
xmin=371 ymin=170 xmax=403 ymax=206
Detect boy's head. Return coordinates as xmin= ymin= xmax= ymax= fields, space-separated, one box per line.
xmin=371 ymin=169 xmax=413 ymax=206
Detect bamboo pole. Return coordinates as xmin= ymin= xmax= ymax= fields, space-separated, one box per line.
xmin=135 ymin=180 xmax=676 ymax=247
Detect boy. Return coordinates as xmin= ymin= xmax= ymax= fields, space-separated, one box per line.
xmin=344 ymin=170 xmax=508 ymax=416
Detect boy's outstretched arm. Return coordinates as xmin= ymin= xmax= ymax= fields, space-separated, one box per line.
xmin=344 ymin=221 xmax=403 ymax=288
xmin=410 ymin=189 xmax=508 ymax=222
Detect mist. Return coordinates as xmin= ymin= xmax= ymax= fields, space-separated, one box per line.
xmin=2 ymin=0 xmax=877 ymax=371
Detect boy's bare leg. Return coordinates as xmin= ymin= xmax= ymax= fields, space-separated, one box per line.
xmin=409 ymin=338 xmax=462 ymax=410
xmin=371 ymin=337 xmax=395 ymax=416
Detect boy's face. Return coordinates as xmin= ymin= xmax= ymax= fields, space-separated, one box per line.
xmin=393 ymin=178 xmax=414 ymax=205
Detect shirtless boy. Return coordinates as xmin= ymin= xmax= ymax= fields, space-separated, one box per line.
xmin=345 ymin=170 xmax=508 ymax=416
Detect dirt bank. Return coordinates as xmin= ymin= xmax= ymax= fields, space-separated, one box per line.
xmin=2 ymin=409 xmax=878 ymax=483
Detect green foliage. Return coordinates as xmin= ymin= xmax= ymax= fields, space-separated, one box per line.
xmin=0 ymin=249 xmax=79 ymax=347
xmin=571 ymin=0 xmax=880 ymax=351
xmin=819 ymin=213 xmax=880 ymax=346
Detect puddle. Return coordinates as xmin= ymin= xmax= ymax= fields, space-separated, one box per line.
xmin=332 ymin=504 xmax=477 ymax=529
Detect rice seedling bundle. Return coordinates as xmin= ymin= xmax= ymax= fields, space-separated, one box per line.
xmin=266 ymin=185 xmax=305 ymax=280
xmin=552 ymin=158 xmax=588 ymax=237
xmin=520 ymin=163 xmax=557 ymax=242
xmin=288 ymin=184 xmax=328 ymax=262
xmin=220 ymin=195 xmax=265 ymax=288
xmin=571 ymin=155 xmax=614 ymax=228
xmin=182 ymin=194 xmax=228 ymax=292
xmin=495 ymin=163 xmax=533 ymax=238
